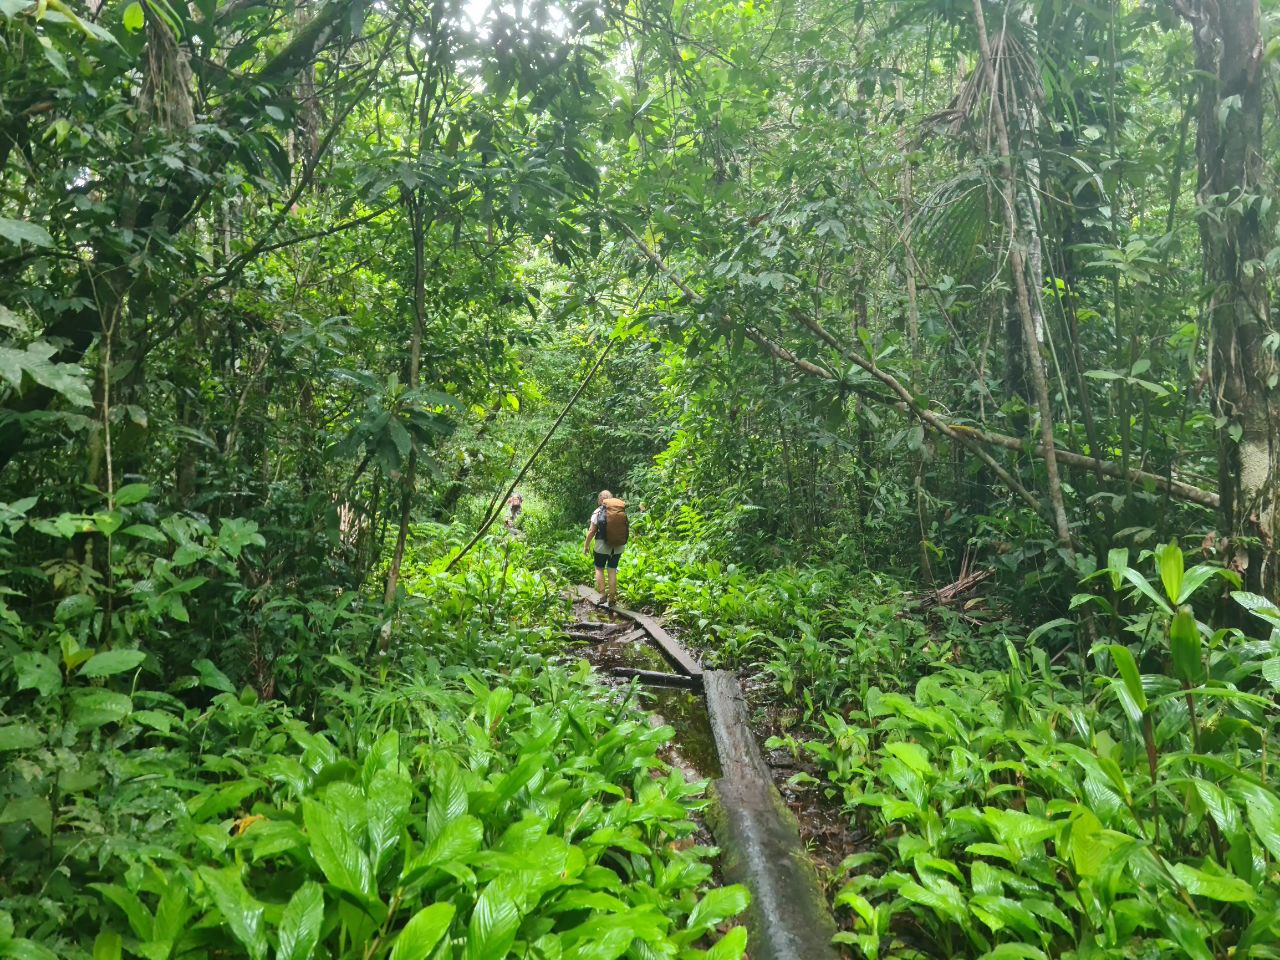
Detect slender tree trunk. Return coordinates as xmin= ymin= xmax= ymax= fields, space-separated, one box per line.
xmin=381 ymin=196 xmax=426 ymax=642
xmin=853 ymin=290 xmax=873 ymax=522
xmin=897 ymin=79 xmax=932 ymax=581
xmin=1183 ymin=0 xmax=1279 ymax=597
xmin=896 ymin=80 xmax=921 ymax=358
xmin=970 ymin=0 xmax=1074 ymax=550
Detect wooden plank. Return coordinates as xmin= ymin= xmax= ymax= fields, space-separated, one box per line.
xmin=702 ymin=670 xmax=840 ymax=960
xmin=620 ymin=608 xmax=703 ymax=677
xmin=575 ymin=585 xmax=703 ymax=677
xmin=613 ymin=627 xmax=648 ymax=645
xmin=608 ymin=668 xmax=704 ymax=690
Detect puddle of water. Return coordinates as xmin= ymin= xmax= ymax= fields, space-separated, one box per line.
xmin=571 ymin=598 xmax=721 ymax=781
xmin=643 ymin=686 xmax=722 ymax=780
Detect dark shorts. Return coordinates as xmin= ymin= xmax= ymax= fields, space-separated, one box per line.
xmin=593 ymin=548 xmax=622 ymax=570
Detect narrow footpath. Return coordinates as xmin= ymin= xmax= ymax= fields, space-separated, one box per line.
xmin=564 ymin=586 xmax=841 ymax=960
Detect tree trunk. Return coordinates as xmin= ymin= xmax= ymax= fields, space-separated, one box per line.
xmin=897 ymin=79 xmax=932 ymax=581
xmin=970 ymin=0 xmax=1074 ymax=550
xmin=381 ymin=196 xmax=426 ymax=644
xmin=1185 ymin=0 xmax=1279 ymax=597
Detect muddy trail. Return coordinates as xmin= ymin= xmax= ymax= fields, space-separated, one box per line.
xmin=558 ymin=588 xmax=854 ymax=960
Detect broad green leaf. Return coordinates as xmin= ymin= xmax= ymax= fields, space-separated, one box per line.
xmin=0 ymin=796 xmax=52 ymax=836
xmin=362 ymin=729 xmax=401 ymax=787
xmin=971 ymin=894 xmax=1041 ymax=938
xmin=187 ymin=779 xmax=263 ymax=822
xmin=561 ymin=908 xmax=666 ymax=957
xmin=91 ymin=883 xmax=153 ymax=940
xmin=193 ymin=658 xmax=236 ymax=693
xmin=79 ymin=648 xmax=146 ymax=678
xmin=389 ymin=903 xmax=456 ymax=960
xmin=92 ymin=511 xmax=122 ymax=537
xmin=487 ymin=750 xmax=543 ymax=807
xmin=276 ymin=882 xmax=323 ymax=960
xmin=685 ymin=885 xmax=750 ymax=936
xmin=301 ymin=798 xmax=373 ymax=903
xmin=152 ymin=882 xmax=189 ymax=946
xmin=1178 ymin=564 xmax=1238 ymax=603
xmin=706 ymin=926 xmax=748 ymax=960
xmin=1233 ymin=591 xmax=1280 ymax=628
xmin=1105 ymin=547 xmax=1129 ymax=590
xmin=120 ymin=523 xmax=167 ymax=542
xmin=411 ymin=813 xmax=483 ymax=876
xmin=387 ymin=418 xmax=411 ymax=459
xmin=366 ymin=768 xmax=412 ymax=870
xmin=55 ymin=593 xmax=96 ymax=622
xmin=93 ymin=931 xmax=122 ymax=960
xmin=1233 ymin=782 xmax=1280 ymax=860
xmin=464 ymin=876 xmax=522 ymax=960
xmin=1261 ymin=657 xmax=1280 ymax=690
xmin=0 ymin=343 xmax=91 ymax=406
xmin=13 ymin=652 xmax=61 ymax=696
xmin=425 ymin=759 xmax=468 ymax=843
xmin=0 ymin=217 xmax=52 ymax=247
xmin=1026 ymin=617 xmax=1072 ymax=646
xmin=976 ymin=946 xmax=1047 ymax=960
xmin=979 ymin=807 xmax=1057 ymax=846
xmin=485 ymin=686 xmax=514 ymax=733
xmin=1155 ymin=542 xmax=1184 ymax=604
xmin=1119 ymin=567 xmax=1172 ymax=614
xmin=172 ymin=543 xmax=206 ymax=566
xmin=1108 ymin=678 xmax=1143 ymax=724
xmin=122 ymin=1 xmax=143 ymax=30
xmin=898 ymin=878 xmax=967 ymax=924
xmin=1102 ymin=645 xmax=1146 ymax=714
xmin=1168 ymin=610 xmax=1203 ymax=685
xmin=1170 ymin=862 xmax=1253 ymax=902
xmin=882 ymin=741 xmax=932 ymax=777
xmin=113 ymin=482 xmax=151 ymax=506
xmin=1191 ymin=779 xmax=1240 ymax=837
xmin=0 ymin=940 xmax=59 ymax=960
xmin=1150 ymin=686 xmax=1271 ymax=710
xmin=69 ymin=689 xmax=132 ymax=730
xmin=199 ymin=866 xmax=268 ymax=960
xmin=0 ymin=724 xmax=42 ymax=752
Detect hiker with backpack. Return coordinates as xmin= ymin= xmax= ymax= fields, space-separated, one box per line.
xmin=583 ymin=489 xmax=628 ymax=605
xmin=504 ymin=492 xmax=523 ymax=529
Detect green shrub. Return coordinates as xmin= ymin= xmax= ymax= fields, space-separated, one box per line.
xmin=802 ymin=544 xmax=1280 ymax=959
xmin=1 ymin=651 xmax=749 ymax=959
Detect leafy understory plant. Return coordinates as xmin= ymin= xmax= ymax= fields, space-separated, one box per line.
xmin=3 ymin=646 xmax=750 ymax=959
xmin=802 ymin=541 xmax=1280 ymax=959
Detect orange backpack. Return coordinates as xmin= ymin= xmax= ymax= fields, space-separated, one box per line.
xmin=600 ymin=497 xmax=629 ymax=547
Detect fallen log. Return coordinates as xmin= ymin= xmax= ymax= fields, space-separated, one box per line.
xmin=562 ymin=629 xmax=614 ymax=643
xmin=702 ymin=670 xmax=840 ymax=960
xmin=608 ymin=668 xmax=704 ymax=690
xmin=918 ymin=567 xmax=993 ymax=610
xmin=570 ymin=619 xmax=615 ymax=630
xmin=612 ymin=627 xmax=648 ymax=645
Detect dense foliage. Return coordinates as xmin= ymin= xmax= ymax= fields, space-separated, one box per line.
xmin=2 ymin=0 xmax=1279 ymax=956
xmin=2 ymin=527 xmax=749 ymax=958
xmin=614 ymin=531 xmax=1280 ymax=957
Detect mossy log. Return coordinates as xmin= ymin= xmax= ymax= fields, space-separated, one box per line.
xmin=703 ymin=670 xmax=840 ymax=960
